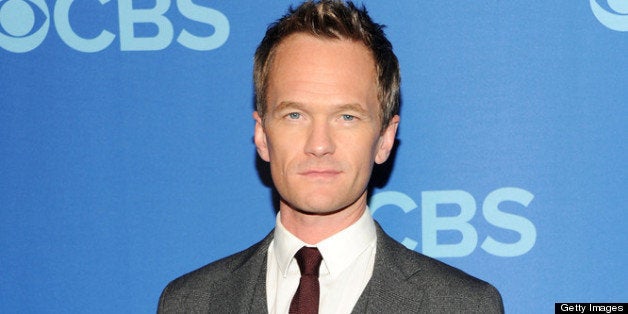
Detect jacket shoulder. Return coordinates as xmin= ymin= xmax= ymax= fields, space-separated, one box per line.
xmin=157 ymin=233 xmax=271 ymax=313
xmin=373 ymin=225 xmax=504 ymax=313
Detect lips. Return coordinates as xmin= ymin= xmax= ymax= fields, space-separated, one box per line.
xmin=298 ymin=169 xmax=342 ymax=179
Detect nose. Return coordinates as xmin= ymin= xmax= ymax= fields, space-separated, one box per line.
xmin=304 ymin=120 xmax=335 ymax=157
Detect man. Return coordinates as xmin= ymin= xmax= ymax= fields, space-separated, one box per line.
xmin=158 ymin=1 xmax=504 ymax=313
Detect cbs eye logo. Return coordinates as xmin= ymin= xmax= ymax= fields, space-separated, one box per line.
xmin=0 ymin=0 xmax=49 ymax=53
xmin=590 ymin=0 xmax=628 ymax=31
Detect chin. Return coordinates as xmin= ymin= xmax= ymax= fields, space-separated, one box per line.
xmin=286 ymin=195 xmax=360 ymax=216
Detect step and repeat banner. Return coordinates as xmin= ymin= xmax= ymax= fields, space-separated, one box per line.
xmin=1 ymin=1 xmax=626 ymax=312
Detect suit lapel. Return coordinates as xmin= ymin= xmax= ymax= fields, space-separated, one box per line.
xmin=227 ymin=231 xmax=272 ymax=314
xmin=352 ymin=223 xmax=425 ymax=313
xmin=231 ymin=224 xmax=428 ymax=313
xmin=247 ymin=256 xmax=268 ymax=314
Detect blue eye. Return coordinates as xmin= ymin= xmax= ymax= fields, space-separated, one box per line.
xmin=342 ymin=114 xmax=355 ymax=121
xmin=288 ymin=112 xmax=301 ymax=119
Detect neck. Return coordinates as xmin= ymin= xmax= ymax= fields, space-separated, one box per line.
xmin=279 ymin=195 xmax=368 ymax=244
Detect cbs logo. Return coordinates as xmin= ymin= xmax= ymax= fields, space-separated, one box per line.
xmin=0 ymin=0 xmax=229 ymax=53
xmin=370 ymin=187 xmax=536 ymax=258
xmin=0 ymin=0 xmax=49 ymax=53
xmin=590 ymin=0 xmax=628 ymax=31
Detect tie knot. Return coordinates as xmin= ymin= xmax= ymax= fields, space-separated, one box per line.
xmin=294 ymin=247 xmax=323 ymax=276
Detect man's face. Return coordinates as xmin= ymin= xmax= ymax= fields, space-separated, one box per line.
xmin=254 ymin=33 xmax=398 ymax=216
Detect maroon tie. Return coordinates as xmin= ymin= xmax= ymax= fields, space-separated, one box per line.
xmin=289 ymin=247 xmax=323 ymax=314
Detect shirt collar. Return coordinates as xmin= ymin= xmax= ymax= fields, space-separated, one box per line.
xmin=272 ymin=208 xmax=376 ymax=278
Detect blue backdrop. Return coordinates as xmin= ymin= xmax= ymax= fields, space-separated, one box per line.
xmin=1 ymin=0 xmax=626 ymax=312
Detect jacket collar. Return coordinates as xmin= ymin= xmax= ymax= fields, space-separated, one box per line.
xmin=352 ymin=222 xmax=426 ymax=313
xmin=231 ymin=222 xmax=427 ymax=313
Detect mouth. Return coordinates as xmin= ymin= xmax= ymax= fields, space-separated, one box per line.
xmin=298 ymin=169 xmax=342 ymax=179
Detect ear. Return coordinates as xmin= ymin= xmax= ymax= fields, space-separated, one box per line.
xmin=375 ymin=115 xmax=400 ymax=164
xmin=253 ymin=111 xmax=270 ymax=162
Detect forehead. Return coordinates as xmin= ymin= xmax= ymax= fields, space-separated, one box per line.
xmin=267 ymin=33 xmax=378 ymax=107
xmin=270 ymin=33 xmax=375 ymax=75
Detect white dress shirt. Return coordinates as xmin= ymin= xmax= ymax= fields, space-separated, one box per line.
xmin=266 ymin=209 xmax=377 ymax=314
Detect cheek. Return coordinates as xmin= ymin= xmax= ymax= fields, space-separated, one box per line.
xmin=343 ymin=137 xmax=380 ymax=173
xmin=352 ymin=131 xmax=380 ymax=156
xmin=266 ymin=136 xmax=297 ymax=172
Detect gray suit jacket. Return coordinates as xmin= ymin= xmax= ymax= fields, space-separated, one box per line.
xmin=158 ymin=223 xmax=504 ymax=313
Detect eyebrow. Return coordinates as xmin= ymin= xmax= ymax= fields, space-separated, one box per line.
xmin=335 ymin=103 xmax=370 ymax=116
xmin=274 ymin=101 xmax=305 ymax=113
xmin=274 ymin=101 xmax=370 ymax=116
